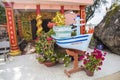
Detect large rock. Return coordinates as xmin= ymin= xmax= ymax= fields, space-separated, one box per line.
xmin=94 ymin=5 xmax=120 ymax=55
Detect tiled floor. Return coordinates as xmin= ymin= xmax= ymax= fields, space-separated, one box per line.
xmin=0 ymin=48 xmax=120 ymax=80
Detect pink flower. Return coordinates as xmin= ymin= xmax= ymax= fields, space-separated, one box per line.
xmin=99 ymin=62 xmax=103 ymax=66
xmin=92 ymin=52 xmax=98 ymax=56
xmin=104 ymin=52 xmax=107 ymax=56
xmin=83 ymin=59 xmax=87 ymax=65
xmin=102 ymin=57 xmax=105 ymax=60
xmin=98 ymin=67 xmax=101 ymax=70
xmin=47 ymin=37 xmax=53 ymax=41
xmin=83 ymin=49 xmax=106 ymax=72
xmin=86 ymin=53 xmax=90 ymax=59
xmin=79 ymin=55 xmax=84 ymax=60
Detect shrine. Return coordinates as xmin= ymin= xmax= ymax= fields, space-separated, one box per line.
xmin=1 ymin=0 xmax=95 ymax=77
xmin=2 ymin=0 xmax=93 ymax=55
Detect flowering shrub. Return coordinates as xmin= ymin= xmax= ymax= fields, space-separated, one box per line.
xmin=81 ymin=48 xmax=107 ymax=72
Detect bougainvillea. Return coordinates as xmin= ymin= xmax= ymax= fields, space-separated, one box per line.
xmin=81 ymin=48 xmax=107 ymax=72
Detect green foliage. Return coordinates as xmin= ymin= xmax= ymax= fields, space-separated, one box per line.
xmin=35 ymin=30 xmax=71 ymax=66
xmin=35 ymin=31 xmax=56 ymax=63
xmin=0 ymin=5 xmax=6 ymax=24
xmin=71 ymin=31 xmax=76 ymax=36
xmin=105 ymin=4 xmax=120 ymax=25
xmin=54 ymin=49 xmax=71 ymax=67
xmin=47 ymin=29 xmax=55 ymax=37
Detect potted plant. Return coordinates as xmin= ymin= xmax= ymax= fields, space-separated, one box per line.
xmin=35 ymin=29 xmax=72 ymax=67
xmin=35 ymin=31 xmax=57 ymax=66
xmin=81 ymin=48 xmax=107 ymax=76
xmin=43 ymin=39 xmax=56 ymax=67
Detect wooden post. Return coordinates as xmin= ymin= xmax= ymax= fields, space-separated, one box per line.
xmin=3 ymin=2 xmax=21 ymax=56
xmin=80 ymin=5 xmax=86 ymax=34
xmin=64 ymin=49 xmax=85 ymax=77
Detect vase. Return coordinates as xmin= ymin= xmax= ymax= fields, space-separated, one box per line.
xmin=44 ymin=62 xmax=55 ymax=67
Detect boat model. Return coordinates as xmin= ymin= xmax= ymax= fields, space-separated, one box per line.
xmin=52 ymin=16 xmax=93 ymax=51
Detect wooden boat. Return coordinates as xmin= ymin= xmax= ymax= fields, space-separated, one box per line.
xmin=51 ymin=33 xmax=92 ymax=51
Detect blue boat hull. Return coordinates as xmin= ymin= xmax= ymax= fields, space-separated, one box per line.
xmin=52 ymin=34 xmax=93 ymax=51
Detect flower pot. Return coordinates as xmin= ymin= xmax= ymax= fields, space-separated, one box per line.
xmin=38 ymin=61 xmax=44 ymax=64
xmin=44 ymin=62 xmax=55 ymax=67
xmin=85 ymin=69 xmax=94 ymax=76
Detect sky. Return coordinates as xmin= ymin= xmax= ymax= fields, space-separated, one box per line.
xmin=87 ymin=0 xmax=112 ymax=25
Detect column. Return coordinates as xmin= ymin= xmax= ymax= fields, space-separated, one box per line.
xmin=60 ymin=6 xmax=64 ymax=14
xmin=3 ymin=2 xmax=21 ymax=56
xmin=36 ymin=4 xmax=43 ymax=36
xmin=80 ymin=5 xmax=86 ymax=34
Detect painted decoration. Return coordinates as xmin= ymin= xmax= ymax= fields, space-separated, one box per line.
xmin=36 ymin=14 xmax=43 ymax=36
xmin=3 ymin=2 xmax=21 ymax=56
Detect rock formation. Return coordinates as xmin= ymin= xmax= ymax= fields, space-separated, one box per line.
xmin=94 ymin=5 xmax=120 ymax=55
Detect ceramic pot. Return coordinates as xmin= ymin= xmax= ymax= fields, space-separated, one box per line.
xmin=85 ymin=69 xmax=94 ymax=76
xmin=38 ymin=61 xmax=44 ymax=64
xmin=44 ymin=62 xmax=55 ymax=67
